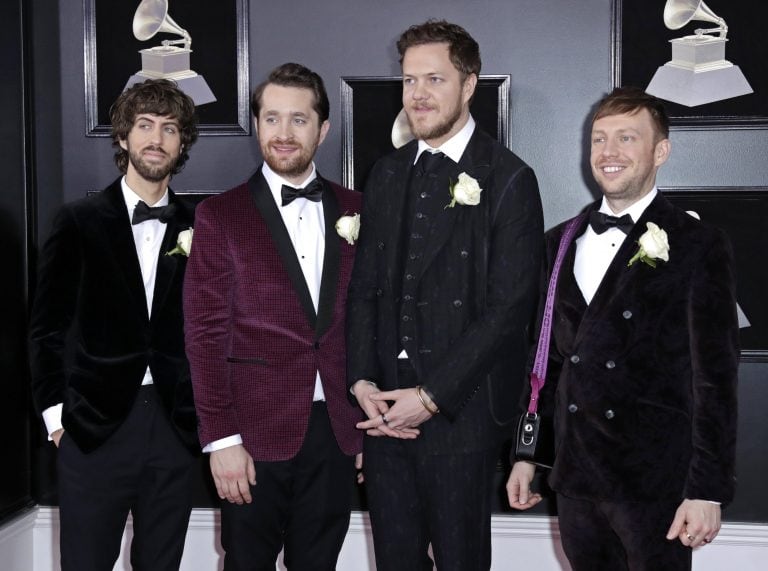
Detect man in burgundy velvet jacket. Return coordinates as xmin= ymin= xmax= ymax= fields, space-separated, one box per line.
xmin=507 ymin=88 xmax=738 ymax=571
xmin=184 ymin=63 xmax=363 ymax=570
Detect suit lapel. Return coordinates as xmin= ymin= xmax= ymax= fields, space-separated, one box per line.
xmin=416 ymin=130 xmax=492 ymax=282
xmin=248 ymin=170 xmax=317 ymax=329
xmin=151 ymin=190 xmax=193 ymax=319
xmin=316 ymin=177 xmax=340 ymax=339
xmin=98 ymin=180 xmax=149 ymax=318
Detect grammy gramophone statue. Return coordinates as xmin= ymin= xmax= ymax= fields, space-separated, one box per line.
xmin=124 ymin=0 xmax=216 ymax=105
xmin=646 ymin=0 xmax=752 ymax=107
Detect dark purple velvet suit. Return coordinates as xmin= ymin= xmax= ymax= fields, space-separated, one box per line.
xmin=530 ymin=193 xmax=738 ymax=569
xmin=184 ymin=170 xmax=363 ymax=461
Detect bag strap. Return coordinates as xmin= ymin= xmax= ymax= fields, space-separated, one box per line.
xmin=527 ymin=213 xmax=586 ymax=415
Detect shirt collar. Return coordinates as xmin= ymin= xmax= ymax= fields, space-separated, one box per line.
xmin=599 ymin=187 xmax=658 ymax=223
xmin=414 ymin=115 xmax=476 ymax=165
xmin=121 ymin=176 xmax=169 ymax=216
xmin=261 ymin=161 xmax=318 ymax=206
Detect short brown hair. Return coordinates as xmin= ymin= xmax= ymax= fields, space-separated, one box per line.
xmin=397 ymin=19 xmax=481 ymax=79
xmin=593 ymin=87 xmax=670 ymax=141
xmin=110 ymin=79 xmax=198 ymax=175
xmin=250 ymin=63 xmax=330 ymax=123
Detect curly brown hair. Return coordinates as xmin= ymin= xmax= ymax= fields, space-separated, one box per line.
xmin=396 ymin=19 xmax=481 ymax=79
xmin=250 ymin=63 xmax=330 ymax=123
xmin=593 ymin=87 xmax=670 ymax=142
xmin=110 ymin=79 xmax=198 ymax=175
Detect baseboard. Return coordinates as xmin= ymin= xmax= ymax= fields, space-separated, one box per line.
xmin=1 ymin=507 xmax=766 ymax=570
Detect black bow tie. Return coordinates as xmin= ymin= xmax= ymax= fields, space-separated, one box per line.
xmin=589 ymin=211 xmax=634 ymax=235
xmin=132 ymin=201 xmax=176 ymax=225
xmin=416 ymin=150 xmax=445 ymax=175
xmin=281 ymin=179 xmax=323 ymax=206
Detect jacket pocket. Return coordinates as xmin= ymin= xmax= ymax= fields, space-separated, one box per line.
xmin=226 ymin=356 xmax=268 ymax=365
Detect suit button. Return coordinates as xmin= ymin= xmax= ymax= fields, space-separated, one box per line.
xmin=420 ymin=192 xmax=428 ymax=199
xmin=403 ymin=294 xmax=412 ymax=301
xmin=453 ymin=300 xmax=462 ymax=308
xmin=416 ymin=212 xmax=425 ymax=219
xmin=314 ymin=342 xmax=320 ymax=349
xmin=622 ymin=310 xmax=633 ymax=319
xmin=401 ymin=336 xmax=411 ymax=343
xmin=460 ymin=250 xmax=469 ymax=258
xmin=570 ymin=355 xmax=580 ymax=364
xmin=377 ymin=242 xmax=385 ymax=250
xmin=406 ymin=274 xmax=414 ymax=281
xmin=402 ymin=315 xmax=411 ymax=322
xmin=568 ymin=404 xmax=578 ymax=413
xmin=604 ymin=409 xmax=615 ymax=419
xmin=409 ymin=253 xmax=418 ymax=260
xmin=605 ymin=360 xmax=615 ymax=369
xmin=376 ymin=289 xmax=383 ymax=297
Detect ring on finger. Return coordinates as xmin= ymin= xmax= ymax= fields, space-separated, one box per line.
xmin=382 ymin=414 xmax=389 ymax=425
xmin=686 ymin=533 xmax=695 ymax=541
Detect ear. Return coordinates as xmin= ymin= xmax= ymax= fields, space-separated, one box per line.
xmin=317 ymin=120 xmax=331 ymax=146
xmin=119 ymin=138 xmax=128 ymax=151
xmin=654 ymin=138 xmax=671 ymax=167
xmin=462 ymin=73 xmax=478 ymax=106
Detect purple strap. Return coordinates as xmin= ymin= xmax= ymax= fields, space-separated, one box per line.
xmin=527 ymin=214 xmax=585 ymax=415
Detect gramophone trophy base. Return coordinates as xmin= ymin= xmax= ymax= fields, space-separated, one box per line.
xmin=124 ymin=47 xmax=216 ymax=106
xmin=646 ymin=36 xmax=753 ymax=107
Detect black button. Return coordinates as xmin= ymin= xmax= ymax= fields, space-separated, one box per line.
xmin=452 ymin=300 xmax=462 ymax=308
xmin=605 ymin=360 xmax=616 ymax=369
xmin=402 ymin=315 xmax=410 ymax=322
xmin=403 ymin=294 xmax=413 ymax=301
xmin=570 ymin=355 xmax=580 ymax=364
xmin=377 ymin=242 xmax=385 ymax=250
xmin=568 ymin=404 xmax=578 ymax=413
xmin=406 ymin=274 xmax=414 ymax=280
xmin=420 ymin=192 xmax=428 ymax=199
xmin=314 ymin=341 xmax=320 ymax=349
xmin=411 ymin=232 xmax=421 ymax=239
xmin=409 ymin=253 xmax=418 ymax=260
xmin=622 ymin=310 xmax=632 ymax=319
xmin=604 ymin=409 xmax=615 ymax=419
xmin=416 ymin=212 xmax=424 ymax=219
xmin=376 ymin=288 xmax=383 ymax=297
xmin=460 ymin=250 xmax=469 ymax=258
xmin=401 ymin=336 xmax=411 ymax=343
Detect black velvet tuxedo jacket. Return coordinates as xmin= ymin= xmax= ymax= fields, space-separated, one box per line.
xmin=347 ymin=128 xmax=544 ymax=453
xmin=29 ymin=179 xmax=198 ymax=453
xmin=534 ymin=193 xmax=738 ymax=504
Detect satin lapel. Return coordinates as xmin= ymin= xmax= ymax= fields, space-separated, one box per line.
xmin=316 ymin=178 xmax=340 ymax=339
xmin=416 ymin=132 xmax=491 ymax=282
xmin=151 ymin=190 xmax=193 ymax=319
xmin=574 ymin=195 xmax=670 ymax=345
xmin=248 ymin=171 xmax=317 ymax=328
xmin=98 ymin=180 xmax=149 ymax=319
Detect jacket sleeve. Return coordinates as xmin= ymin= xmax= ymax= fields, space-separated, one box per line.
xmin=183 ymin=200 xmax=240 ymax=447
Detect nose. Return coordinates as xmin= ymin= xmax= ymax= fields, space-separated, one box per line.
xmin=600 ymin=137 xmax=619 ymax=157
xmin=410 ymin=79 xmax=428 ymax=101
xmin=149 ymin=124 xmax=164 ymax=145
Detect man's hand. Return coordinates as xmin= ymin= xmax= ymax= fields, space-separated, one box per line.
xmin=51 ymin=429 xmax=64 ymax=448
xmin=506 ymin=461 xmax=543 ymax=510
xmin=210 ymin=444 xmax=256 ymax=505
xmin=357 ymin=388 xmax=432 ymax=434
xmin=666 ymin=499 xmax=721 ymax=548
xmin=351 ymin=380 xmax=420 ymax=439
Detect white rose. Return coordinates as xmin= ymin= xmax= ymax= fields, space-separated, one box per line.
xmin=335 ymin=213 xmax=360 ymax=245
xmin=167 ymin=227 xmax=193 ymax=257
xmin=638 ymin=222 xmax=669 ymax=261
xmin=447 ymin=172 xmax=482 ymax=208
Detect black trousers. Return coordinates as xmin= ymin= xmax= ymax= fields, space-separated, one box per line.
xmin=557 ymin=493 xmax=692 ymax=571
xmin=57 ymin=385 xmax=196 ymax=571
xmin=220 ymin=402 xmax=356 ymax=571
xmin=363 ymin=435 xmax=499 ymax=571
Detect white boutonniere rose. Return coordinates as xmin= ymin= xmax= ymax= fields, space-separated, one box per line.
xmin=628 ymin=222 xmax=669 ymax=268
xmin=335 ymin=213 xmax=360 ymax=245
xmin=446 ymin=172 xmax=482 ymax=208
xmin=166 ymin=227 xmax=193 ymax=257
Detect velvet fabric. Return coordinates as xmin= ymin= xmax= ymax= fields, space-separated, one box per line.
xmin=184 ymin=169 xmax=363 ymax=460
xmin=531 ymin=193 xmax=738 ymax=504
xmin=29 ymin=179 xmax=199 ymax=453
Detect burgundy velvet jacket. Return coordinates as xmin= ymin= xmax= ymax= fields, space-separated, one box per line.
xmin=532 ymin=193 xmax=738 ymax=504
xmin=184 ymin=169 xmax=363 ymax=461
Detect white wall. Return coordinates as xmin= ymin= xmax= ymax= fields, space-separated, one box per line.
xmin=2 ymin=507 xmax=767 ymax=570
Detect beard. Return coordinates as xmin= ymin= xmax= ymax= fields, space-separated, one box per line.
xmin=261 ymin=137 xmax=318 ymax=179
xmin=128 ymin=146 xmax=177 ymax=183
xmin=406 ymin=99 xmax=463 ymax=143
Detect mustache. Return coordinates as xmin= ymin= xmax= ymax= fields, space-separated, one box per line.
xmin=142 ymin=145 xmax=168 ymax=156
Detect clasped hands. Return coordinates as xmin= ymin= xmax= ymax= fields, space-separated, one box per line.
xmin=351 ymin=380 xmax=433 ymax=439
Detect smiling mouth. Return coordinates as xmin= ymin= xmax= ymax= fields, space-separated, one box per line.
xmin=600 ymin=165 xmax=625 ymax=174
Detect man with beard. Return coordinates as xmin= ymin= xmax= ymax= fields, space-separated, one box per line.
xmin=29 ymin=79 xmax=200 ymax=570
xmin=506 ymin=88 xmax=738 ymax=570
xmin=184 ymin=63 xmax=363 ymax=570
xmin=346 ymin=20 xmax=543 ymax=570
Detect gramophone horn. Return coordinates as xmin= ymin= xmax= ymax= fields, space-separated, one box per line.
xmin=663 ymin=0 xmax=724 ymax=30
xmin=133 ymin=0 xmax=190 ymax=47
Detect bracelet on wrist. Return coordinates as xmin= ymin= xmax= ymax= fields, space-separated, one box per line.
xmin=416 ymin=385 xmax=439 ymax=415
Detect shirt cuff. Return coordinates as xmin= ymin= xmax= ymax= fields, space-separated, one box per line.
xmin=202 ymin=434 xmax=243 ymax=453
xmin=42 ymin=404 xmax=63 ymax=440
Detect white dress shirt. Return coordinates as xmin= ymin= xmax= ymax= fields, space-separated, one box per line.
xmin=574 ymin=188 xmax=657 ymax=304
xmin=42 ymin=178 xmax=169 ymax=437
xmin=203 ymin=163 xmax=327 ymax=453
